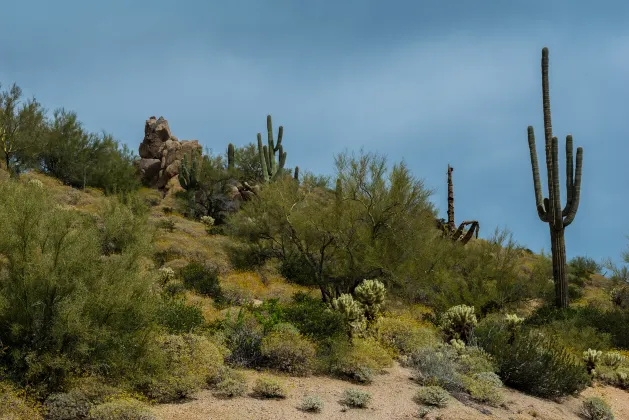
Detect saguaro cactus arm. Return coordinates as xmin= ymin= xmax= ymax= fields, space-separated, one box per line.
xmin=257 ymin=114 xmax=287 ymax=182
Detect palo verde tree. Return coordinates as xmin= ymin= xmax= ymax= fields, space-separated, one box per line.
xmin=228 ymin=150 xmax=436 ymax=302
xmin=0 ymin=83 xmax=46 ymax=176
xmin=527 ymin=47 xmax=583 ymax=309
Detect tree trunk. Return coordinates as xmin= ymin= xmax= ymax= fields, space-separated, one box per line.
xmin=550 ymin=226 xmax=568 ymax=308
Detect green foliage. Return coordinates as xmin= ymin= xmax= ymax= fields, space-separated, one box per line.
xmin=475 ymin=317 xmax=591 ymax=398
xmin=0 ymin=82 xmax=46 ymax=176
xmin=581 ymin=397 xmax=615 ymax=420
xmin=299 ymin=394 xmax=324 ymax=413
xmin=569 ymin=255 xmax=602 ymax=279
xmin=212 ymin=370 xmax=248 ymax=398
xmin=341 ymin=388 xmax=372 ymax=408
xmin=44 ymin=391 xmax=92 ymax=420
xmin=414 ymin=386 xmax=450 ymax=408
xmin=221 ymin=310 xmax=264 ymax=368
xmin=260 ymin=322 xmax=316 ymax=376
xmin=88 ymin=397 xmax=156 ymax=420
xmin=228 ymin=150 xmax=436 ymax=302
xmin=374 ymin=315 xmax=439 ymax=356
xmin=0 ymin=182 xmax=158 ymax=396
xmin=252 ymin=376 xmax=287 ymax=399
xmin=156 ymin=298 xmax=205 ymax=334
xmin=180 ymin=262 xmax=224 ymax=301
xmin=178 ymin=149 xmax=202 ymax=191
xmin=144 ymin=334 xmax=224 ymax=402
xmin=322 ymin=337 xmax=393 ymax=384
xmin=439 ymin=305 xmax=478 ymax=344
xmin=282 ymin=293 xmax=346 ymax=342
xmin=38 ymin=109 xmax=140 ymax=194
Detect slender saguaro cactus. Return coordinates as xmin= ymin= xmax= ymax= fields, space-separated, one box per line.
xmin=178 ymin=149 xmax=201 ymax=191
xmin=257 ymin=115 xmax=287 ymax=182
xmin=436 ymin=164 xmax=479 ymax=245
xmin=527 ymin=47 xmax=583 ymax=309
xmin=227 ymin=143 xmax=235 ymax=171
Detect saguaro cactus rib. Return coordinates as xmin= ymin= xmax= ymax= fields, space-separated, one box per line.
xmin=527 ymin=47 xmax=584 ymax=309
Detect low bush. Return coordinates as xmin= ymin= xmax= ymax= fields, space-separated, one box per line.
xmin=414 ymin=386 xmax=450 ymax=408
xmin=0 ymin=381 xmax=43 ymax=419
xmin=252 ymin=377 xmax=287 ymax=399
xmin=222 ymin=310 xmax=265 ymax=368
xmin=299 ymin=395 xmax=324 ymax=413
xmin=581 ymin=397 xmax=614 ymax=420
xmin=475 ymin=317 xmax=591 ymax=398
xmin=341 ymin=388 xmax=372 ymax=408
xmin=282 ymin=293 xmax=346 ymax=341
xmin=323 ymin=337 xmax=393 ymax=383
xmin=156 ymin=298 xmax=205 ymax=334
xmin=88 ymin=396 xmax=155 ymax=420
xmin=144 ymin=334 xmax=224 ymax=402
xmin=180 ymin=262 xmax=224 ymax=301
xmin=260 ymin=323 xmax=316 ymax=376
xmin=44 ymin=392 xmax=92 ymax=420
xmin=213 ymin=371 xmax=248 ymax=398
xmin=374 ymin=315 xmax=439 ymax=356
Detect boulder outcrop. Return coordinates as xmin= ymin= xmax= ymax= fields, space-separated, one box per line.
xmin=136 ymin=116 xmax=202 ymax=189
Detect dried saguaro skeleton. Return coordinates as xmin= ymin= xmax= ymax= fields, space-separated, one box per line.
xmin=436 ymin=164 xmax=479 ymax=245
xmin=527 ymin=47 xmax=583 ymax=309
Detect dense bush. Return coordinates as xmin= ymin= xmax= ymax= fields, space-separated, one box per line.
xmin=143 ymin=334 xmax=224 ymax=402
xmin=0 ymin=381 xmax=43 ymax=419
xmin=321 ymin=337 xmax=393 ymax=383
xmin=222 ymin=310 xmax=265 ymax=368
xmin=282 ymin=293 xmax=346 ymax=341
xmin=260 ymin=322 xmax=316 ymax=376
xmin=44 ymin=391 xmax=92 ymax=419
xmin=180 ymin=262 xmax=224 ymax=301
xmin=299 ymin=394 xmax=324 ymax=413
xmin=156 ymin=298 xmax=205 ymax=334
xmin=341 ymin=388 xmax=372 ymax=408
xmin=581 ymin=397 xmax=615 ymax=420
xmin=88 ymin=396 xmax=155 ymax=420
xmin=212 ymin=370 xmax=248 ymax=398
xmin=475 ymin=317 xmax=591 ymax=398
xmin=0 ymin=182 xmax=159 ymax=396
xmin=252 ymin=376 xmax=287 ymax=399
xmin=374 ymin=314 xmax=439 ymax=356
xmin=414 ymin=386 xmax=450 ymax=408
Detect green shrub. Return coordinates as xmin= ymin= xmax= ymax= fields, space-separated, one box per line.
xmin=581 ymin=397 xmax=614 ymax=420
xmin=252 ymin=377 xmax=287 ymax=399
xmin=213 ymin=371 xmax=248 ymax=398
xmin=156 ymin=298 xmax=205 ymax=334
xmin=374 ymin=315 xmax=439 ymax=356
xmin=222 ymin=310 xmax=264 ymax=368
xmin=600 ymin=351 xmax=626 ymax=369
xmin=144 ymin=334 xmax=224 ymax=402
xmin=414 ymin=386 xmax=450 ymax=408
xmin=341 ymin=388 xmax=372 ymax=408
xmin=439 ymin=305 xmax=477 ymax=344
xmin=299 ymin=395 xmax=324 ymax=413
xmin=0 ymin=184 xmax=158 ymax=396
xmin=260 ymin=323 xmax=316 ymax=376
xmin=180 ymin=262 xmax=224 ymax=301
xmin=323 ymin=337 xmax=393 ymax=383
xmin=88 ymin=397 xmax=155 ymax=420
xmin=475 ymin=319 xmax=591 ymax=398
xmin=462 ymin=374 xmax=503 ymax=406
xmin=593 ymin=366 xmax=629 ymax=389
xmin=280 ymin=253 xmax=318 ymax=286
xmin=283 ymin=293 xmax=346 ymax=341
xmin=44 ymin=392 xmax=92 ymax=419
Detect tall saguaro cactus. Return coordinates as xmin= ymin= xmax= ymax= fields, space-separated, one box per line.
xmin=436 ymin=164 xmax=479 ymax=245
xmin=527 ymin=47 xmax=584 ymax=309
xmin=257 ymin=115 xmax=287 ymax=182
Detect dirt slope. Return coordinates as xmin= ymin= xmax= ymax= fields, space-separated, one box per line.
xmin=154 ymin=363 xmax=629 ymax=420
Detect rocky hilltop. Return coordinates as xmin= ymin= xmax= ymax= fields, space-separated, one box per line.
xmin=136 ymin=116 xmax=202 ymax=191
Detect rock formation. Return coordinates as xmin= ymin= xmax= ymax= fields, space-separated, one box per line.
xmin=136 ymin=116 xmax=202 ymax=190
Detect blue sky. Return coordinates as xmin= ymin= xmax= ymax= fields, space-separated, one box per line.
xmin=2 ymin=0 xmax=628 ymax=267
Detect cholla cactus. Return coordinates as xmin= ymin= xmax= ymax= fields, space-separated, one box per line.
xmin=505 ymin=314 xmax=524 ymax=329
xmin=158 ymin=266 xmax=175 ymax=284
xmin=440 ymin=304 xmax=477 ymax=344
xmin=449 ymin=338 xmax=466 ymax=353
xmin=600 ymin=351 xmax=626 ymax=369
xmin=27 ymin=178 xmax=44 ymax=188
xmin=330 ymin=294 xmax=366 ymax=337
xmin=200 ymin=215 xmax=215 ymax=227
xmin=354 ymin=279 xmax=386 ymax=322
xmin=583 ymin=348 xmax=602 ymax=374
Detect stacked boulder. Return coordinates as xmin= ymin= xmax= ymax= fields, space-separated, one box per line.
xmin=136 ymin=116 xmax=202 ymax=190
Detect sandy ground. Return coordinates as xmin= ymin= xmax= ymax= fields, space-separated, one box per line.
xmin=153 ymin=363 xmax=629 ymax=420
